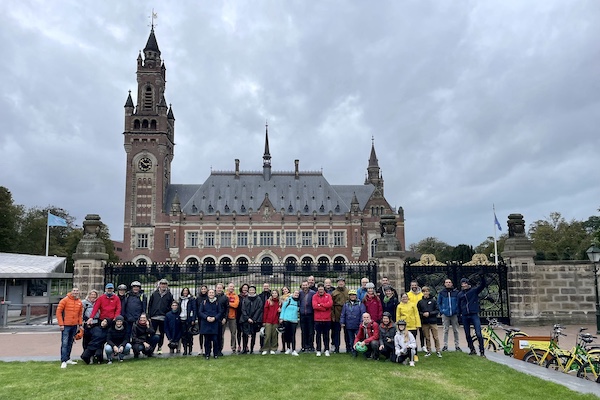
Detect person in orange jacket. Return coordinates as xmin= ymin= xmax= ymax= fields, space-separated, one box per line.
xmin=56 ymin=287 xmax=83 ymax=368
xmin=225 ymin=282 xmax=240 ymax=353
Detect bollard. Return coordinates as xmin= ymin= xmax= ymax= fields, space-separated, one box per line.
xmin=26 ymin=304 xmax=31 ymax=325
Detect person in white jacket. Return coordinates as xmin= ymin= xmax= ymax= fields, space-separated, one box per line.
xmin=394 ymin=319 xmax=416 ymax=366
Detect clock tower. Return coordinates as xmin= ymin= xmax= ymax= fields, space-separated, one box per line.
xmin=122 ymin=27 xmax=175 ymax=257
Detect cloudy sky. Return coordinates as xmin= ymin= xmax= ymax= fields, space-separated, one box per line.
xmin=2 ymin=1 xmax=599 ymax=250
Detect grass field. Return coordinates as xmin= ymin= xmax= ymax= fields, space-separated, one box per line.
xmin=0 ymin=352 xmax=597 ymax=400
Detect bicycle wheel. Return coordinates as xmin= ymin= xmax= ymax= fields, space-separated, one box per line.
xmin=578 ymin=362 xmax=600 ymax=381
xmin=546 ymin=355 xmax=581 ymax=374
xmin=472 ymin=336 xmax=497 ymax=353
xmin=523 ymin=350 xmax=546 ymax=365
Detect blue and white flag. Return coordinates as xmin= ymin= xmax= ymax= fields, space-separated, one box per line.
xmin=494 ymin=213 xmax=502 ymax=231
xmin=48 ymin=212 xmax=67 ymax=227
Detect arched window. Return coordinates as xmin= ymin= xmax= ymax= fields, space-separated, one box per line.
xmin=204 ymin=257 xmax=216 ymax=273
xmin=261 ymin=256 xmax=273 ymax=275
xmin=333 ymin=256 xmax=345 ymax=272
xmin=133 ymin=119 xmax=140 ymax=129
xmin=237 ymin=257 xmax=249 ymax=273
xmin=150 ymin=120 xmax=157 ymax=129
xmin=187 ymin=257 xmax=199 ymax=273
xmin=285 ymin=257 xmax=297 ymax=272
xmin=144 ymin=86 xmax=153 ymax=110
xmin=370 ymin=238 xmax=378 ymax=257
xmin=220 ymin=257 xmax=232 ymax=273
xmin=142 ymin=119 xmax=149 ymax=129
xmin=301 ymin=256 xmax=313 ymax=272
xmin=317 ymin=256 xmax=329 ymax=272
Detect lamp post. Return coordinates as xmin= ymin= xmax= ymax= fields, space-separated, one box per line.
xmin=586 ymin=245 xmax=600 ymax=334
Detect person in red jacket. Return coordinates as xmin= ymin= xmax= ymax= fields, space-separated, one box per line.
xmin=312 ymin=282 xmax=333 ymax=357
xmin=56 ymin=287 xmax=83 ymax=368
xmin=354 ymin=312 xmax=380 ymax=360
xmin=362 ymin=283 xmax=383 ymax=323
xmin=261 ymin=289 xmax=281 ymax=355
xmin=88 ymin=283 xmax=122 ymax=323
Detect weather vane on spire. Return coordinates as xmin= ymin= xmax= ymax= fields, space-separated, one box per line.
xmin=371 ymin=135 xmax=374 ymax=145
xmin=149 ymin=9 xmax=158 ymax=29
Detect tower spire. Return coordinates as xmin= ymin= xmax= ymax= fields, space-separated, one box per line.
xmin=263 ymin=121 xmax=272 ymax=180
xmin=366 ymin=137 xmax=383 ymax=190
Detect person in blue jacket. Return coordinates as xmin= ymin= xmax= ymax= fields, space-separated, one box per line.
xmin=457 ymin=273 xmax=487 ymax=357
xmin=340 ymin=289 xmax=366 ymax=356
xmin=199 ymin=289 xmax=222 ymax=359
xmin=437 ymin=278 xmax=461 ymax=352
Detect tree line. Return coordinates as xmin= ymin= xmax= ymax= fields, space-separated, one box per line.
xmin=0 ymin=186 xmax=118 ymax=270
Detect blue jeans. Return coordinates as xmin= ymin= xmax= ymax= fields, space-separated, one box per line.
xmin=60 ymin=325 xmax=78 ymax=362
xmin=104 ymin=343 xmax=132 ymax=360
xmin=462 ymin=314 xmax=483 ymax=353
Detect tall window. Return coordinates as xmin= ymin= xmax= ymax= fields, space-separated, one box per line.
xmin=221 ymin=232 xmax=232 ymax=247
xmin=143 ymin=86 xmax=153 ymax=110
xmin=186 ymin=232 xmax=198 ymax=248
xmin=237 ymin=232 xmax=248 ymax=247
xmin=205 ymin=232 xmax=215 ymax=247
xmin=333 ymin=231 xmax=345 ymax=247
xmin=136 ymin=233 xmax=148 ymax=249
xmin=317 ymin=231 xmax=328 ymax=247
xmin=285 ymin=231 xmax=297 ymax=246
xmin=370 ymin=238 xmax=378 ymax=257
xmin=301 ymin=231 xmax=312 ymax=247
xmin=260 ymin=232 xmax=274 ymax=246
xmin=165 ymin=233 xmax=170 ymax=249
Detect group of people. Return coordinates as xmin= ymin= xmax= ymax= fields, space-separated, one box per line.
xmin=56 ymin=273 xmax=488 ymax=368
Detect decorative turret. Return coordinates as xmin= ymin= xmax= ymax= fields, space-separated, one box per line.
xmin=263 ymin=122 xmax=272 ymax=181
xmin=143 ymin=27 xmax=161 ymax=63
xmin=351 ymin=192 xmax=360 ymax=213
xmin=124 ymin=90 xmax=134 ymax=116
xmin=365 ymin=137 xmax=383 ymax=191
xmin=171 ymin=191 xmax=181 ymax=214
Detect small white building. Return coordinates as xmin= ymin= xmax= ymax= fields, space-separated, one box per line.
xmin=0 ymin=253 xmax=73 ymax=319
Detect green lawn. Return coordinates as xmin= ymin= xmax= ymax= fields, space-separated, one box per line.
xmin=0 ymin=352 xmax=597 ymax=400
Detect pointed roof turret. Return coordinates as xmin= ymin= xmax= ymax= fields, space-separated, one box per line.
xmin=368 ymin=136 xmax=379 ymax=168
xmin=171 ymin=191 xmax=181 ymax=213
xmin=144 ymin=28 xmax=161 ymax=55
xmin=351 ymin=192 xmax=359 ymax=205
xmin=124 ymin=90 xmax=134 ymax=108
xmin=167 ymin=104 xmax=175 ymax=120
xmin=263 ymin=121 xmax=271 ymax=162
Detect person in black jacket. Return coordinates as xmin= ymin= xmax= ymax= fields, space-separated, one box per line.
xmin=147 ymin=278 xmax=174 ymax=354
xmin=240 ymin=285 xmax=263 ymax=354
xmin=215 ymin=283 xmax=229 ymax=357
xmin=104 ymin=315 xmax=131 ymax=363
xmin=122 ymin=281 xmax=147 ymax=341
xmin=131 ymin=313 xmax=160 ymax=357
xmin=199 ymin=289 xmax=222 ymax=359
xmin=81 ymin=318 xmax=110 ymax=364
xmin=378 ymin=312 xmax=396 ymax=361
xmin=178 ymin=287 xmax=197 ymax=355
xmin=417 ymin=287 xmax=441 ymax=358
xmin=457 ymin=274 xmax=487 ymax=357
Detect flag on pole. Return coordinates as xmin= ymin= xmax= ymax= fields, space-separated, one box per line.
xmin=48 ymin=212 xmax=67 ymax=227
xmin=494 ymin=213 xmax=502 ymax=231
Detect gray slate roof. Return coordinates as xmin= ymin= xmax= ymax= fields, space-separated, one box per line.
xmin=0 ymin=253 xmax=67 ymax=278
xmin=165 ymin=171 xmax=375 ymax=216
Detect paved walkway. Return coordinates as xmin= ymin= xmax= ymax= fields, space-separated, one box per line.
xmin=1 ymin=323 xmax=599 ymax=397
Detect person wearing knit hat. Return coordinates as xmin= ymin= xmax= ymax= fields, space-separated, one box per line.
xmin=105 ymin=315 xmax=131 ymax=363
xmin=457 ymin=273 xmax=487 ymax=357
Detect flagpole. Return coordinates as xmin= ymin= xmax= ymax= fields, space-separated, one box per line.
xmin=493 ymin=204 xmax=499 ymax=266
xmin=45 ymin=211 xmax=50 ymax=257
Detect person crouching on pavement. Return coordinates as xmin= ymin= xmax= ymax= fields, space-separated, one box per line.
xmin=394 ymin=319 xmax=416 ymax=367
xmin=105 ymin=315 xmax=131 ymax=363
xmin=81 ymin=318 xmax=111 ymax=364
xmin=353 ymin=312 xmax=380 ymax=360
xmin=132 ymin=313 xmax=160 ymax=358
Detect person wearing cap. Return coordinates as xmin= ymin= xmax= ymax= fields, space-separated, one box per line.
xmin=353 ymin=312 xmax=380 ymax=360
xmin=378 ymin=311 xmax=396 ymax=361
xmin=362 ymin=282 xmax=383 ymax=323
xmin=437 ymin=278 xmax=461 ymax=352
xmin=116 ymin=284 xmax=128 ymax=315
xmin=457 ymin=274 xmax=487 ymax=357
xmin=123 ymin=281 xmax=147 ymax=342
xmin=56 ymin=287 xmax=83 ymax=368
xmin=105 ymin=315 xmax=131 ymax=363
xmin=331 ymin=277 xmax=349 ymax=353
xmin=148 ymin=278 xmax=174 ymax=354
xmin=88 ymin=283 xmax=121 ymax=324
xmin=340 ymin=289 xmax=365 ymax=356
xmin=394 ymin=319 xmax=416 ymax=366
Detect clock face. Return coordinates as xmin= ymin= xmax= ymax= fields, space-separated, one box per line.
xmin=138 ymin=157 xmax=152 ymax=172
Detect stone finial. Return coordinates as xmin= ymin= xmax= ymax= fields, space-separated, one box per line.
xmin=508 ymin=214 xmax=526 ymax=238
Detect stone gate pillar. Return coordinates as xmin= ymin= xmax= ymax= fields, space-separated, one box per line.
xmin=73 ymin=214 xmax=108 ymax=298
xmin=501 ymin=213 xmax=538 ymax=325
xmin=373 ymin=214 xmax=405 ymax=289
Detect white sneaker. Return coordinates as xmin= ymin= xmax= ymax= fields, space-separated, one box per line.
xmin=60 ymin=362 xmax=67 ymax=369
xmin=292 ymin=350 xmax=299 ymax=356
xmin=157 ymin=348 xmax=162 ymax=355
xmin=409 ymin=361 xmax=415 ymax=367
xmin=285 ymin=349 xmax=292 ymax=355
xmin=262 ymin=351 xmax=268 ymax=355
xmin=325 ymin=350 xmax=330 ymax=357
xmin=316 ymin=351 xmax=322 ymax=357
xmin=270 ymin=351 xmax=276 ymax=355
xmin=422 ymin=346 xmax=427 ymax=352
xmin=107 ymin=360 xmax=112 ymax=365
xmin=66 ymin=359 xmax=77 ymax=365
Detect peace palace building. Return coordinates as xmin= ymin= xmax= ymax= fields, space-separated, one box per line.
xmin=116 ymin=29 xmax=406 ymax=268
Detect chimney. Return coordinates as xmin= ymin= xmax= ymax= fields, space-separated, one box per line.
xmin=235 ymin=159 xmax=240 ymax=179
xmin=294 ymin=159 xmax=299 ymax=179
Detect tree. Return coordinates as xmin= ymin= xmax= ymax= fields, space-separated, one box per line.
xmin=0 ymin=187 xmax=24 ymax=252
xmin=528 ymin=212 xmax=592 ymax=260
xmin=408 ymin=237 xmax=453 ymax=262
xmin=451 ymin=244 xmax=475 ymax=263
xmin=15 ymin=206 xmax=74 ymax=256
xmin=475 ymin=235 xmax=507 ymax=260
